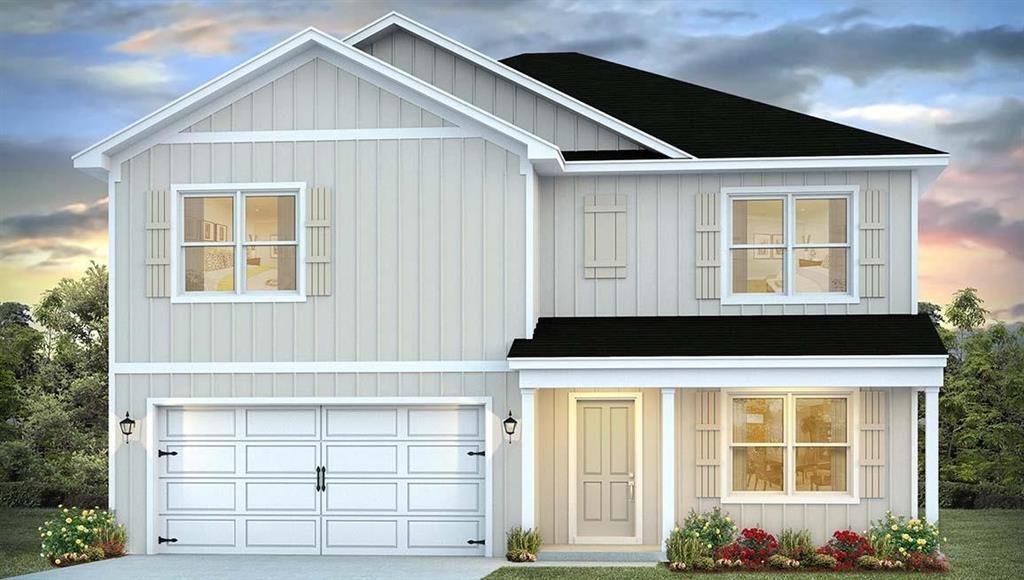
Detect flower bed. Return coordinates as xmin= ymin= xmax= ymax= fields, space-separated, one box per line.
xmin=664 ymin=509 xmax=949 ymax=573
xmin=38 ymin=505 xmax=126 ymax=568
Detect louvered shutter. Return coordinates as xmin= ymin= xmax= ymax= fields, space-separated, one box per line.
xmin=859 ymin=189 xmax=886 ymax=297
xmin=695 ymin=192 xmax=720 ymax=299
xmin=860 ymin=389 xmax=887 ymax=498
xmin=145 ymin=189 xmax=170 ymax=298
xmin=306 ymin=185 xmax=332 ymax=296
xmin=583 ymin=193 xmax=627 ymax=278
xmin=695 ymin=389 xmax=721 ymax=498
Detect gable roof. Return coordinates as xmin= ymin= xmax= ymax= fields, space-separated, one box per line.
xmin=502 ymin=52 xmax=946 ymax=159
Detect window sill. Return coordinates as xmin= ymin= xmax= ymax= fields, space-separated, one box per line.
xmin=721 ymin=293 xmax=860 ymax=306
xmin=171 ymin=293 xmax=307 ymax=304
xmin=721 ymin=494 xmax=860 ymax=505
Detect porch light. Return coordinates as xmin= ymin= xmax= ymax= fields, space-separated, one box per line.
xmin=502 ymin=410 xmax=518 ymax=443
xmin=119 ymin=412 xmax=136 ymax=444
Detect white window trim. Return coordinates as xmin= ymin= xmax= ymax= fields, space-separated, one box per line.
xmin=170 ymin=182 xmax=307 ymax=303
xmin=720 ymin=185 xmax=860 ymax=305
xmin=720 ymin=388 xmax=860 ymax=505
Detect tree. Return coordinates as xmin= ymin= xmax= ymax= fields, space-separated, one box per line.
xmin=944 ymin=288 xmax=987 ymax=332
xmin=0 ymin=302 xmax=32 ymax=328
xmin=917 ymin=301 xmax=944 ymax=326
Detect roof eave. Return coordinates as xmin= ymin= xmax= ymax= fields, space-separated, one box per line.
xmin=547 ymin=153 xmax=950 ymax=176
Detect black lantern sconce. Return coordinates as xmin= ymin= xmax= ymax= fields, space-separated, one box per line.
xmin=119 ymin=412 xmax=136 ymax=444
xmin=502 ymin=410 xmax=518 ymax=444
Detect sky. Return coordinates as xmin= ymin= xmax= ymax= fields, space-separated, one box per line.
xmin=0 ymin=0 xmax=1021 ymax=320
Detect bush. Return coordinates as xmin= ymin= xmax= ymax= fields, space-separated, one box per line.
xmin=38 ymin=506 xmax=124 ymax=567
xmin=905 ymin=551 xmax=951 ymax=572
xmin=778 ymin=528 xmax=814 ymax=562
xmin=867 ymin=511 xmax=940 ymax=561
xmin=767 ymin=553 xmax=800 ymax=569
xmin=804 ymin=552 xmax=837 ymax=569
xmin=0 ymin=481 xmax=45 ymax=507
xmin=856 ymin=554 xmax=904 ymax=570
xmin=716 ymin=527 xmax=778 ymax=567
xmin=819 ymin=530 xmax=873 ymax=570
xmin=679 ymin=507 xmax=737 ymax=553
xmin=665 ymin=527 xmax=711 ymax=569
xmin=505 ymin=526 xmax=541 ymax=562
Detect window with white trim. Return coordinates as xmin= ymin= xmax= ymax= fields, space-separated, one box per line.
xmin=726 ymin=392 xmax=854 ymax=500
xmin=722 ymin=187 xmax=857 ymax=304
xmin=173 ymin=183 xmax=304 ymax=302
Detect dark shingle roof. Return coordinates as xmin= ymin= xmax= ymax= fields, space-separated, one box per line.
xmin=508 ymin=314 xmax=947 ymax=358
xmin=501 ymin=52 xmax=945 ymax=159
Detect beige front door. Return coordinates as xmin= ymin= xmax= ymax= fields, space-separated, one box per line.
xmin=575 ymin=399 xmax=637 ymax=541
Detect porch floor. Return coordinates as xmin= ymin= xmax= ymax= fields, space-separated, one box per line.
xmin=539 ymin=545 xmax=663 ymax=562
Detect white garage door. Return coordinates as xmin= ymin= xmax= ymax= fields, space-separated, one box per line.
xmin=153 ymin=404 xmax=487 ymax=555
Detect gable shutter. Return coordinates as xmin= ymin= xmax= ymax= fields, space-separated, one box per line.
xmin=695 ymin=192 xmax=720 ymax=299
xmin=860 ymin=389 xmax=887 ymax=498
xmin=145 ymin=189 xmax=170 ymax=298
xmin=859 ymin=189 xmax=886 ymax=298
xmin=695 ymin=389 xmax=721 ymax=498
xmin=306 ymin=185 xmax=332 ymax=296
xmin=583 ymin=193 xmax=627 ymax=278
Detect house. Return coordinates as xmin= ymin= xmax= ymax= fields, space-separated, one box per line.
xmin=73 ymin=12 xmax=948 ymax=558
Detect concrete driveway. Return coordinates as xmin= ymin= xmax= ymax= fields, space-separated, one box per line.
xmin=16 ymin=555 xmax=508 ymax=580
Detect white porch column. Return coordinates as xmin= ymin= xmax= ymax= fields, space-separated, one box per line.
xmin=661 ymin=388 xmax=676 ymax=546
xmin=521 ymin=387 xmax=536 ymax=530
xmin=925 ymin=387 xmax=940 ymax=523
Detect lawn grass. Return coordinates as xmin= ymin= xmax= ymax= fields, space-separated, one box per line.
xmin=484 ymin=509 xmax=1024 ymax=580
xmin=0 ymin=507 xmax=51 ymax=578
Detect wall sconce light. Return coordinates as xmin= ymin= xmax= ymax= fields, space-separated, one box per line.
xmin=502 ymin=410 xmax=518 ymax=444
xmin=119 ymin=412 xmax=136 ymax=444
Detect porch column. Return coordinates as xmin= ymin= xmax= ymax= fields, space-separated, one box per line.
xmin=661 ymin=388 xmax=676 ymax=546
xmin=521 ymin=387 xmax=536 ymax=530
xmin=924 ymin=386 xmax=939 ymax=523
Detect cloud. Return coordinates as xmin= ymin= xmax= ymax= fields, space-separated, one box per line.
xmin=0 ymin=55 xmax=178 ymax=97
xmin=832 ymin=103 xmax=954 ymax=124
xmin=993 ymin=303 xmax=1024 ymax=320
xmin=0 ymin=239 xmax=102 ymax=268
xmin=0 ymin=198 xmax=108 ymax=242
xmin=85 ymin=60 xmax=178 ymax=92
xmin=937 ymin=98 xmax=1024 ymax=154
xmin=919 ymin=199 xmax=1024 ymax=261
xmin=0 ymin=0 xmax=74 ymax=34
xmin=112 ymin=17 xmax=249 ymax=57
xmin=697 ymin=8 xmax=756 ymax=22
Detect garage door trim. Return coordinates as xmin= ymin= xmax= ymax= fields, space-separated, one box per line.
xmin=145 ymin=397 xmax=494 ymax=557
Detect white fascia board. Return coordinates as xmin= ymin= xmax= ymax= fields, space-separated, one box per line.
xmin=507 ymin=354 xmax=948 ymax=370
xmin=74 ymin=27 xmax=560 ymax=178
xmin=343 ymin=12 xmax=691 ymax=160
xmin=551 ymin=153 xmax=950 ymax=176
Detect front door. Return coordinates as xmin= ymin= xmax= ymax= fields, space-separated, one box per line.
xmin=574 ymin=399 xmax=638 ymax=542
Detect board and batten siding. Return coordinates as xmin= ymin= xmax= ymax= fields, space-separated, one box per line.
xmin=185 ymin=57 xmax=454 ymax=132
xmin=359 ymin=29 xmax=644 ymax=153
xmin=113 ymin=137 xmax=528 ymax=364
xmin=111 ymin=371 xmax=522 ymax=554
xmin=537 ymin=171 xmax=914 ymax=317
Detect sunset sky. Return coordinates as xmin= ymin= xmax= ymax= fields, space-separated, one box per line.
xmin=0 ymin=0 xmax=1021 ymax=320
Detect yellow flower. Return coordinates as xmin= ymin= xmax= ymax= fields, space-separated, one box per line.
xmin=917 ymin=538 xmax=926 ymax=546
xmin=75 ymin=539 xmax=83 ymax=545
xmin=65 ymin=518 xmax=72 ymax=524
xmin=901 ymin=534 xmax=911 ymax=541
xmin=63 ymin=509 xmax=68 ymax=514
xmin=54 ymin=559 xmax=61 ymax=565
xmin=899 ymin=547 xmax=906 ymax=553
xmin=46 ymin=531 xmax=52 ymax=537
xmin=891 ymin=524 xmax=898 ymax=531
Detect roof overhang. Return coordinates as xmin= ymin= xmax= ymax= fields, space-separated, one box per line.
xmin=542 ymin=153 xmax=950 ymax=176
xmin=344 ymin=12 xmax=691 ymax=160
xmin=510 ymin=355 xmax=947 ymax=388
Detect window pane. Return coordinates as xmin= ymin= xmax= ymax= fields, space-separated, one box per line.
xmin=732 ymin=447 xmax=784 ymax=492
xmin=732 ymin=398 xmax=784 ymax=443
xmin=796 ymin=198 xmax=847 ymax=244
xmin=183 ymin=197 xmax=233 ymax=242
xmin=732 ymin=199 xmax=783 ymax=245
xmin=795 ymin=248 xmax=847 ymax=293
xmin=731 ymin=249 xmax=783 ymax=294
xmin=245 ymin=245 xmax=296 ymax=291
xmin=796 ymin=447 xmax=847 ymax=492
xmin=246 ymin=195 xmax=295 ymax=242
xmin=796 ymin=398 xmax=847 ymax=443
xmin=184 ymin=247 xmax=234 ymax=292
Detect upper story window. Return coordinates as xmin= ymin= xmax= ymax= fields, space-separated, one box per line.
xmin=171 ymin=183 xmax=305 ymax=303
xmin=725 ymin=391 xmax=856 ymax=503
xmin=721 ymin=186 xmax=858 ymax=305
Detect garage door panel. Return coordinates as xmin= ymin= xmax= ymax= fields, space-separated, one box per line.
xmin=407 ymin=444 xmax=483 ymax=476
xmin=164 ymin=481 xmax=237 ymax=512
xmin=245 ymin=519 xmax=319 ymax=548
xmin=165 ymin=408 xmax=237 ymax=439
xmin=407 ymin=482 xmax=481 ymax=513
xmin=407 ymin=407 xmax=482 ymax=438
xmin=408 ymin=519 xmax=484 ymax=550
xmin=161 ymin=445 xmax=237 ymax=476
xmin=324 ymin=482 xmax=398 ymax=512
xmin=325 ymin=444 xmax=398 ymax=475
xmin=324 ymin=408 xmax=398 ymax=438
xmin=323 ymin=519 xmax=399 ymax=549
xmin=245 ymin=481 xmax=318 ymax=512
xmin=164 ymin=518 xmax=237 ymax=547
xmin=245 ymin=444 xmax=317 ymax=476
xmin=245 ymin=408 xmax=318 ymax=438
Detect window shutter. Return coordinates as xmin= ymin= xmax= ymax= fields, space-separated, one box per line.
xmin=695 ymin=389 xmax=721 ymax=498
xmin=695 ymin=192 xmax=720 ymax=299
xmin=306 ymin=185 xmax=332 ymax=296
xmin=145 ymin=189 xmax=170 ymax=298
xmin=860 ymin=389 xmax=887 ymax=498
xmin=859 ymin=189 xmax=886 ymax=298
xmin=583 ymin=194 xmax=627 ymax=278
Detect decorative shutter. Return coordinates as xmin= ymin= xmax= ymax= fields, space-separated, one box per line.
xmin=859 ymin=189 xmax=886 ymax=298
xmin=306 ymin=185 xmax=332 ymax=296
xmin=695 ymin=192 xmax=720 ymax=299
xmin=145 ymin=189 xmax=170 ymax=298
xmin=695 ymin=389 xmax=721 ymax=498
xmin=583 ymin=194 xmax=627 ymax=279
xmin=860 ymin=389 xmax=887 ymax=498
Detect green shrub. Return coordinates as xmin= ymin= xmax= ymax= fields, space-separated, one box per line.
xmin=767 ymin=554 xmax=800 ymax=569
xmin=505 ymin=526 xmax=541 ymax=562
xmin=665 ymin=527 xmax=710 ymax=567
xmin=679 ymin=507 xmax=737 ymax=552
xmin=805 ymin=552 xmax=837 ymax=569
xmin=38 ymin=506 xmax=123 ymax=567
xmin=867 ymin=511 xmax=940 ymax=561
xmin=0 ymin=481 xmax=45 ymax=507
xmin=778 ymin=528 xmax=814 ymax=562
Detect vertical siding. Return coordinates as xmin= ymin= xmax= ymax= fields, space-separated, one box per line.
xmin=360 ymin=29 xmax=644 ymax=153
xmin=538 ymin=171 xmax=913 ymax=317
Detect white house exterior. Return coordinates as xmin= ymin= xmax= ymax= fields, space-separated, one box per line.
xmin=74 ymin=13 xmax=948 ymax=558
